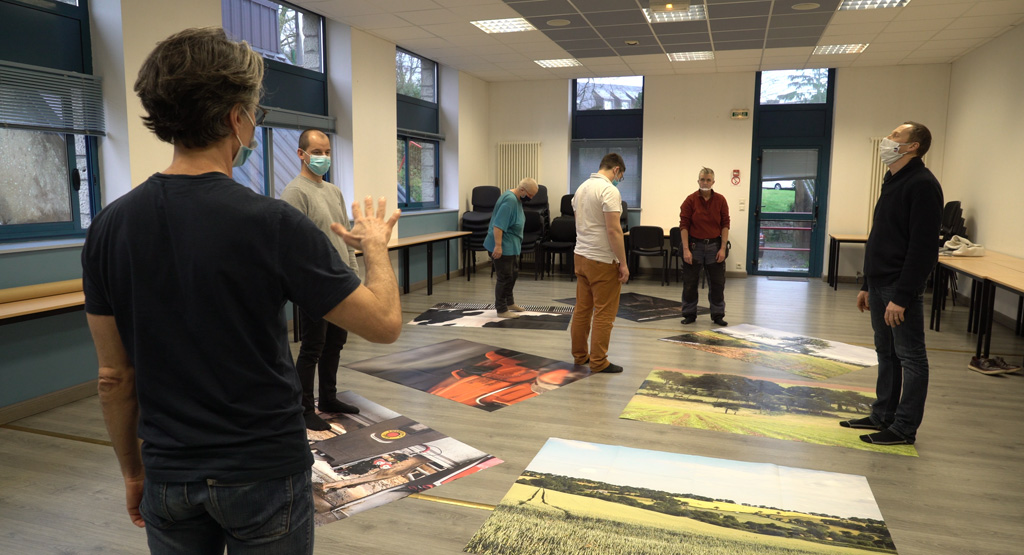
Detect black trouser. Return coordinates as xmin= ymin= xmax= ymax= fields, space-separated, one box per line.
xmin=492 ymin=254 xmax=519 ymax=312
xmin=296 ymin=308 xmax=348 ymax=413
xmin=681 ymin=238 xmax=726 ymax=318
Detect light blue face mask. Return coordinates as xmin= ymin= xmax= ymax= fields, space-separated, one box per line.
xmin=302 ymin=150 xmax=331 ymax=177
xmin=612 ymin=170 xmax=622 ymax=186
xmin=232 ymin=110 xmax=259 ymax=168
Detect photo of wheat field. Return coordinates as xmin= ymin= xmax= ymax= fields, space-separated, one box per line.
xmin=619 ymin=369 xmax=916 ymax=457
xmin=660 ymin=324 xmax=877 ymax=380
xmin=465 ymin=439 xmax=896 ymax=555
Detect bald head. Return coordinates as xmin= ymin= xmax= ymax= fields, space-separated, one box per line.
xmin=298 ymin=129 xmax=328 ymax=151
xmin=517 ymin=178 xmax=539 ymax=200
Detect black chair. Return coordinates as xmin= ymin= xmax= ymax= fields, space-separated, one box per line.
xmin=619 ymin=200 xmax=629 ymax=233
xmin=538 ymin=216 xmax=576 ymax=280
xmin=560 ymin=194 xmax=574 ymax=217
xmin=628 ymin=225 xmax=668 ymax=285
xmin=669 ymin=226 xmax=683 ymax=282
xmin=523 ymin=185 xmax=550 ymax=240
xmin=472 ymin=186 xmax=501 ymax=212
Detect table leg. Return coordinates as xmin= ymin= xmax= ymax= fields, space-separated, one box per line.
xmin=828 ymin=237 xmax=836 ymax=288
xmin=402 ymin=247 xmax=410 ymax=294
xmin=983 ymin=281 xmax=995 ymax=358
xmin=427 ymin=243 xmax=434 ymax=296
xmin=833 ymin=241 xmax=841 ymax=291
xmin=445 ymin=239 xmax=451 ymax=281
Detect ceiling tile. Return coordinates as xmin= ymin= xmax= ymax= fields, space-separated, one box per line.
xmin=396 ymin=9 xmax=465 ymax=25
xmin=850 ymin=57 xmax=905 ymax=67
xmin=557 ymin=38 xmax=613 ymax=49
xmin=717 ymin=64 xmax=760 ymax=72
xmin=716 ymin=39 xmax=768 ymax=50
xmin=613 ymin=44 xmax=667 ymax=55
xmin=598 ymin=24 xmax=656 ymax=38
xmin=931 ymin=26 xmax=1010 ymax=40
xmin=708 ymin=1 xmax=772 ymax=19
xmin=496 ymin=60 xmax=546 ymax=70
xmin=806 ymin=60 xmax=853 ymax=68
xmin=854 ymin=50 xmax=906 ymax=60
xmin=591 ymin=66 xmax=640 ymax=76
xmin=770 ymin=12 xmax=834 ymax=28
xmin=420 ymin=22 xmax=485 ymax=36
xmin=651 ymin=21 xmax=711 ymax=34
xmin=819 ymin=33 xmax=879 ymax=44
xmin=622 ymin=53 xmax=674 ymax=63
xmin=963 ymin=0 xmax=1024 ymax=17
xmin=659 ymin=32 xmax=714 ymax=45
xmin=585 ymin=9 xmax=649 ymax=26
xmin=504 ymin=0 xmax=576 ymax=17
xmin=396 ymin=37 xmax=458 ymax=50
xmin=434 ymin=0 xmax=506 ymax=6
xmin=345 ymin=13 xmax=411 ymax=29
xmin=906 ymin=47 xmax=968 ymax=57
xmin=494 ymin=29 xmax=554 ymax=44
xmin=375 ymin=0 xmax=447 ymax=12
xmin=713 ymin=48 xmax=762 ymax=58
xmin=665 ymin=42 xmax=715 ymax=52
xmin=767 ymin=26 xmax=824 ymax=39
xmin=711 ymin=16 xmax=769 ymax=31
xmin=761 ymin=46 xmax=815 ymax=57
xmin=544 ymin=27 xmax=601 ymax=40
xmin=307 ymin=0 xmax=385 ymax=19
xmin=773 ymin=0 xmax=841 ymax=13
xmin=946 ymin=14 xmax=1024 ymax=29
xmin=764 ymin=37 xmax=820 ymax=48
xmin=525 ymin=13 xmax=589 ymax=28
xmin=570 ymin=0 xmax=638 ymax=12
xmin=580 ymin=55 xmax=629 ymax=65
xmin=894 ymin=3 xmax=973 ymax=20
xmin=822 ymin=22 xmax=887 ymax=36
xmin=864 ymin=41 xmax=926 ymax=52
xmin=713 ymin=29 xmax=768 ymax=42
xmin=885 ymin=17 xmax=955 ymax=32
xmin=372 ymin=26 xmax=438 ymax=41
xmin=871 ymin=30 xmax=938 ymax=42
xmin=915 ymin=37 xmax=985 ymax=50
xmin=447 ymin=3 xmax=520 ymax=19
xmin=566 ymin=47 xmax=619 ymax=57
xmin=828 ymin=9 xmax=900 ymax=25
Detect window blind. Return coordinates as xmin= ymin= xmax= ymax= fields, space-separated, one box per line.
xmin=263 ymin=104 xmax=335 ymax=133
xmin=0 ymin=60 xmax=105 ymax=136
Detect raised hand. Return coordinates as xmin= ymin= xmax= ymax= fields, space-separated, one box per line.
xmin=331 ymin=196 xmax=400 ymax=251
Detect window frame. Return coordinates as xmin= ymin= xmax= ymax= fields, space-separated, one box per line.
xmin=396 ymin=48 xmax=442 ymax=211
xmin=397 ymin=134 xmax=440 ymax=211
xmin=0 ymin=0 xmax=100 ymax=244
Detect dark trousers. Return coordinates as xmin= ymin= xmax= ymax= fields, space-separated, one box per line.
xmin=681 ymin=239 xmax=726 ymax=318
xmin=296 ymin=308 xmax=348 ymax=413
xmin=492 ymin=254 xmax=519 ymax=312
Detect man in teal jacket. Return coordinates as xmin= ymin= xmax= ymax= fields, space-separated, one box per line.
xmin=484 ymin=178 xmax=539 ymax=317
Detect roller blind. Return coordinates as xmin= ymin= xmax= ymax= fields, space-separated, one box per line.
xmin=0 ymin=60 xmax=105 ymax=136
xmin=262 ymin=104 xmax=335 ymax=133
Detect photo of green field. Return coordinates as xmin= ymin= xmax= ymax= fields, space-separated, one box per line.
xmin=619 ymin=368 xmax=916 ymax=457
xmin=465 ymin=439 xmax=897 ymax=554
xmin=661 ymin=324 xmax=877 ymax=380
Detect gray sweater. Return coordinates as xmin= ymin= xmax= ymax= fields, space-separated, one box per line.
xmin=280 ymin=175 xmax=359 ymax=273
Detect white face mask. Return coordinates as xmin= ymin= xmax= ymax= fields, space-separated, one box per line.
xmin=879 ymin=137 xmax=908 ymax=166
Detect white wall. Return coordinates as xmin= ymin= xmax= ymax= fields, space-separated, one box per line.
xmin=349 ymin=29 xmax=399 ymax=222
xmin=326 ymin=19 xmax=355 ymax=205
xmin=488 ymin=79 xmax=572 ymax=195
xmin=90 ymin=0 xmax=131 ymax=204
xmin=642 ymin=72 xmax=756 ymax=270
xmin=455 ymin=72 xmax=490 ymax=213
xmin=944 ymin=24 xmax=1024 ymax=258
xmin=827 ymin=64 xmax=951 ymax=279
xmin=439 ymin=64 xmax=460 ymax=211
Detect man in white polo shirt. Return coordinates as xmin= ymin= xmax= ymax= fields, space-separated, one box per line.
xmin=570 ymin=153 xmax=629 ymax=374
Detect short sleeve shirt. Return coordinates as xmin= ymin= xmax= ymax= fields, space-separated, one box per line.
xmin=572 ymin=173 xmax=622 ymax=264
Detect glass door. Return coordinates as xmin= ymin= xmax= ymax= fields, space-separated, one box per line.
xmin=752 ymin=148 xmax=820 ymax=275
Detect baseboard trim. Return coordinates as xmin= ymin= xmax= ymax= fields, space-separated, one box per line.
xmin=0 ymin=380 xmax=97 ymax=425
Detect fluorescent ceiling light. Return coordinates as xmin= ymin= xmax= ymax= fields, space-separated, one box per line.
xmin=839 ymin=0 xmax=910 ymax=10
xmin=535 ymin=58 xmax=582 ymax=68
xmin=471 ymin=18 xmax=536 ymax=34
xmin=643 ymin=6 xmax=707 ymax=23
xmin=813 ymin=44 xmax=869 ymax=54
xmin=668 ymin=51 xmax=714 ymax=61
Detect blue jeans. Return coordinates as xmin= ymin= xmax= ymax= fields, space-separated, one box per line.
xmin=868 ymin=283 xmax=929 ymax=442
xmin=140 ymin=469 xmax=314 ymax=554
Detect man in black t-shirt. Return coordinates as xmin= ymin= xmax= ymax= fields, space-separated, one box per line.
xmin=839 ymin=121 xmax=943 ymax=447
xmin=82 ymin=28 xmax=402 ymax=554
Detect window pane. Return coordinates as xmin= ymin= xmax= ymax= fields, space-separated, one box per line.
xmin=271 ymin=127 xmax=302 ymax=198
xmin=759 ymin=69 xmax=829 ymax=105
xmin=576 ymin=76 xmax=643 ymax=111
xmin=396 ymin=50 xmax=436 ymax=103
xmin=408 ymin=140 xmax=436 ymax=204
xmin=569 ymin=139 xmax=641 ymax=208
xmin=0 ymin=128 xmax=71 ymax=225
xmin=760 ymin=148 xmax=817 ymax=215
xmin=397 ymin=138 xmax=407 ymax=205
xmin=758 ymin=220 xmax=812 ymax=271
xmin=222 ymin=0 xmax=323 ymax=72
xmin=75 ymin=135 xmax=92 ymax=228
xmin=232 ymin=127 xmax=266 ymax=195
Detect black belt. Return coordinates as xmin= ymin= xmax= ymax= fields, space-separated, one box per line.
xmin=691 ymin=237 xmax=721 ymax=244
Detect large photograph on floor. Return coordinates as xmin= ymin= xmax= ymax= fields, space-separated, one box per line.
xmin=410 ymin=302 xmax=573 ymax=330
xmin=556 ymin=292 xmax=708 ymax=322
xmin=346 ymin=339 xmax=591 ymax=411
xmin=619 ymin=368 xmax=917 ymax=456
xmin=465 ymin=438 xmax=896 ymax=554
xmin=307 ymin=391 xmax=500 ymax=526
xmin=661 ymin=324 xmax=877 ymax=380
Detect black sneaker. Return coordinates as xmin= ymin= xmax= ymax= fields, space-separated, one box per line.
xmin=712 ymin=316 xmax=728 ymax=326
xmin=968 ymin=356 xmax=1012 ymax=375
xmin=839 ymin=417 xmax=882 ymax=430
xmin=860 ymin=429 xmax=913 ymax=445
xmin=597 ymin=363 xmax=623 ymax=374
xmin=992 ymin=357 xmax=1022 ymax=373
xmin=303 ymin=411 xmax=331 ymax=431
xmin=318 ymin=397 xmax=361 ymax=414
xmin=680 ymin=315 xmax=696 ymax=325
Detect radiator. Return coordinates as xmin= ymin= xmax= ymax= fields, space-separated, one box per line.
xmin=496 ymin=142 xmax=540 ymax=192
xmin=867 ymin=137 xmax=885 ymax=231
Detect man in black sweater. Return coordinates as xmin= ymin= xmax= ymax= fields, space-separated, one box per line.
xmin=840 ymin=121 xmax=943 ymax=446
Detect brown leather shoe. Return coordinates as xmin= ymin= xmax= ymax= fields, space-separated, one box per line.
xmin=969 ymin=356 xmax=1013 ymax=375
xmin=992 ymin=357 xmax=1022 ymax=373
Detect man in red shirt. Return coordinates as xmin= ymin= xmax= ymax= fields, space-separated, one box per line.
xmin=679 ymin=167 xmax=730 ymax=325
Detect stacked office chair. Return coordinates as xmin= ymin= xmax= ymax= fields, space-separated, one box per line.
xmin=669 ymin=226 xmax=684 ymax=282
xmin=461 ymin=186 xmax=500 ymax=280
xmin=560 ymin=194 xmax=574 ymax=217
xmin=491 ymin=210 xmax=544 ymax=277
xmin=628 ymin=225 xmax=668 ymax=285
xmin=538 ymin=215 xmax=577 ymax=280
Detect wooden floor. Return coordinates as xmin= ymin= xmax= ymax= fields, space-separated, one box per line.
xmin=2 ymin=270 xmax=1023 ymax=554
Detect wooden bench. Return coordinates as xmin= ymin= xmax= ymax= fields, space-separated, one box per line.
xmin=0 ymin=279 xmax=85 ymax=326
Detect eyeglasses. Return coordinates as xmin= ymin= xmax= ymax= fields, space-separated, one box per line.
xmin=253 ymin=105 xmax=268 ymax=126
